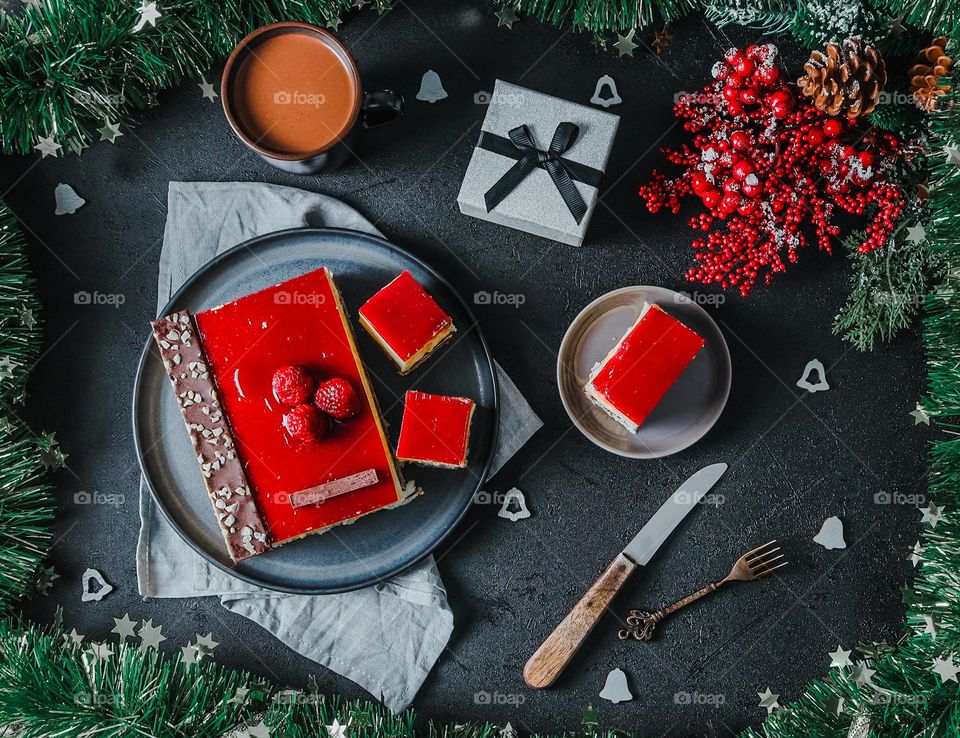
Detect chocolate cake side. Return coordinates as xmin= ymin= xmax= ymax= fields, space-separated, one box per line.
xmin=150 ymin=309 xmax=271 ymax=562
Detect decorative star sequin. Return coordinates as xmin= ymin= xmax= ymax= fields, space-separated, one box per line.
xmin=923 ymin=613 xmax=940 ymax=639
xmin=888 ymin=15 xmax=907 ymax=36
xmin=180 ymin=644 xmax=199 ymax=665
xmin=932 ymin=654 xmax=960 ymax=683
xmin=906 ymin=224 xmax=926 ymax=244
xmin=829 ymin=645 xmax=853 ymax=668
xmin=138 ymin=619 xmax=166 ymax=650
xmin=38 ymin=432 xmax=67 ymax=470
xmin=133 ymin=1 xmax=161 ymax=32
xmin=34 ymin=565 xmax=59 ymax=595
xmin=495 ymin=5 xmax=519 ymax=28
xmin=63 ymin=628 xmax=85 ymax=646
xmin=88 ymin=642 xmax=113 ymax=660
xmin=67 ymin=137 xmax=89 ymax=156
xmin=613 ymin=28 xmax=638 ymax=57
xmin=198 ymin=78 xmax=217 ymax=102
xmin=852 ymin=661 xmax=875 ymax=686
xmin=229 ymin=686 xmax=250 ymax=705
xmin=327 ymin=719 xmax=349 ymax=738
xmin=19 ymin=307 xmax=37 ymax=330
xmin=910 ymin=402 xmax=930 ymax=425
xmin=112 ymin=613 xmax=138 ymax=641
xmin=945 ymin=145 xmax=960 ymax=167
xmin=327 ymin=16 xmax=342 ymax=31
xmin=353 ymin=0 xmax=369 ymax=7
xmin=910 ymin=541 xmax=924 ymax=567
xmin=194 ymin=632 xmax=219 ymax=654
xmin=246 ymin=722 xmax=271 ymax=738
xmin=98 ymin=120 xmax=123 ymax=143
xmin=590 ymin=33 xmax=607 ymax=52
xmin=34 ymin=135 xmax=62 ymax=159
xmin=0 ymin=356 xmax=16 ymax=381
xmin=757 ymin=687 xmax=780 ymax=713
xmin=921 ymin=503 xmax=943 ymax=527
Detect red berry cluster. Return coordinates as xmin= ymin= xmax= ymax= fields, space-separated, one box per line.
xmin=271 ymin=365 xmax=361 ymax=444
xmin=638 ymin=44 xmax=904 ymax=296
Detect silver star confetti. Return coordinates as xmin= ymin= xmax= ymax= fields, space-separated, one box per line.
xmin=829 ymin=645 xmax=853 ymax=668
xmin=138 ymin=619 xmax=166 ymax=650
xmin=194 ymin=632 xmax=219 ymax=654
xmin=98 ymin=120 xmax=123 ymax=143
xmin=852 ymin=661 xmax=875 ymax=686
xmin=229 ymin=686 xmax=250 ymax=705
xmin=613 ymin=28 xmax=638 ymax=57
xmin=496 ymin=5 xmax=519 ymax=28
xmin=354 ymin=0 xmax=369 ymax=7
xmin=63 ymin=628 xmax=85 ymax=646
xmin=326 ymin=720 xmax=349 ymax=738
xmin=180 ymin=644 xmax=199 ymax=665
xmin=945 ymin=145 xmax=960 ymax=167
xmin=133 ymin=1 xmax=161 ymax=32
xmin=112 ymin=613 xmax=138 ymax=641
xmin=910 ymin=541 xmax=923 ymax=567
xmin=246 ymin=722 xmax=271 ymax=738
xmin=932 ymin=654 xmax=959 ymax=683
xmin=757 ymin=687 xmax=780 ymax=713
xmin=327 ymin=16 xmax=342 ymax=31
xmin=906 ymin=224 xmax=926 ymax=244
xmin=34 ymin=135 xmax=62 ymax=158
xmin=88 ymin=642 xmax=114 ymax=660
xmin=19 ymin=307 xmax=37 ymax=330
xmin=67 ymin=137 xmax=89 ymax=156
xmin=922 ymin=613 xmax=940 ymax=639
xmin=921 ymin=503 xmax=943 ymax=527
xmin=198 ymin=78 xmax=218 ymax=102
xmin=910 ymin=402 xmax=930 ymax=425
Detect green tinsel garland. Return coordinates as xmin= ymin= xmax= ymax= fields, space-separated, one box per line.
xmin=0 ymin=203 xmax=43 ymax=404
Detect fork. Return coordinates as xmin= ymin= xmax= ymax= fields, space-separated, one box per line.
xmin=618 ymin=540 xmax=787 ymax=641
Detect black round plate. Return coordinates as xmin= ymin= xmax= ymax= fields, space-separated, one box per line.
xmin=133 ymin=228 xmax=499 ymax=594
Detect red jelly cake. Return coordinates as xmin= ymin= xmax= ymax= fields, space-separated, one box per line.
xmin=150 ymin=267 xmax=405 ymax=561
xmin=358 ymin=270 xmax=455 ymax=374
xmin=396 ymin=390 xmax=475 ymax=468
xmin=584 ymin=303 xmax=705 ymax=433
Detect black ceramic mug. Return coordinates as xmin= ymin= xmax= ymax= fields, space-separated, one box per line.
xmin=221 ymin=22 xmax=403 ymax=175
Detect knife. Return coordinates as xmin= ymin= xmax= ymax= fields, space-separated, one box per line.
xmin=522 ymin=463 xmax=728 ymax=689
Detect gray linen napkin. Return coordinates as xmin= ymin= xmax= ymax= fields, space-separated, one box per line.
xmin=137 ymin=181 xmax=542 ymax=711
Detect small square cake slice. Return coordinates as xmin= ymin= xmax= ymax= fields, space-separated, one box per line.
xmin=358 ymin=271 xmax=455 ymax=373
xmin=584 ymin=304 xmax=705 ymax=433
xmin=396 ymin=390 xmax=475 ymax=468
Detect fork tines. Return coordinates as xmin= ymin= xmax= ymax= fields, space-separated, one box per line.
xmin=745 ymin=539 xmax=788 ymax=578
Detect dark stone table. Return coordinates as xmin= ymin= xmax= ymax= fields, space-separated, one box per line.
xmin=2 ymin=2 xmax=927 ymax=735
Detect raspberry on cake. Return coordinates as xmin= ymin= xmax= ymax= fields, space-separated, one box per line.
xmin=584 ymin=303 xmax=705 ymax=433
xmin=358 ymin=270 xmax=456 ymax=374
xmin=396 ymin=390 xmax=475 ymax=469
xmin=314 ymin=377 xmax=361 ymax=420
xmin=151 ymin=267 xmax=407 ymax=559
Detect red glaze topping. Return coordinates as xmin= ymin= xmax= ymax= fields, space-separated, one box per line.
xmin=314 ymin=377 xmax=361 ymax=420
xmin=396 ymin=390 xmax=474 ymax=467
xmin=282 ymin=404 xmax=330 ymax=443
xmin=589 ymin=305 xmax=705 ymax=428
xmin=194 ymin=268 xmax=402 ymax=543
xmin=272 ymin=364 xmax=315 ymax=406
xmin=358 ymin=271 xmax=453 ymax=362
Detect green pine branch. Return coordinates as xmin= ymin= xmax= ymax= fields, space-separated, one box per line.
xmin=703 ymin=0 xmax=798 ymax=34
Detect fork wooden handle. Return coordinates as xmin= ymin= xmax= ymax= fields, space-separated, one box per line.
xmin=523 ymin=553 xmax=637 ymax=689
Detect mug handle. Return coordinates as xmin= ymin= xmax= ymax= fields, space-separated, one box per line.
xmin=361 ymin=90 xmax=404 ymax=128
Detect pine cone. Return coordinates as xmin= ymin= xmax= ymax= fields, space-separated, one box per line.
xmin=909 ymin=36 xmax=952 ymax=111
xmin=797 ymin=37 xmax=887 ymax=118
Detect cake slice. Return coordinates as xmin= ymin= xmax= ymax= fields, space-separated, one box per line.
xmin=584 ymin=303 xmax=705 ymax=433
xmin=358 ymin=270 xmax=456 ymax=373
xmin=152 ymin=267 xmax=407 ymax=558
xmin=396 ymin=390 xmax=475 ymax=468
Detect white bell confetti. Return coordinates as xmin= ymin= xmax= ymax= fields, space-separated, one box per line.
xmin=599 ymin=668 xmax=633 ymax=703
xmin=80 ymin=568 xmax=113 ymax=602
xmin=54 ymin=183 xmax=85 ymax=215
xmin=498 ymin=487 xmax=530 ymax=521
xmin=814 ymin=516 xmax=846 ymax=550
xmin=416 ymin=70 xmax=448 ymax=103
xmin=797 ymin=359 xmax=829 ymax=393
xmin=590 ymin=74 xmax=622 ymax=108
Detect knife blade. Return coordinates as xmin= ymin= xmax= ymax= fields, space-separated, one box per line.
xmin=522 ymin=462 xmax=728 ymax=689
xmin=623 ymin=462 xmax=728 ymax=565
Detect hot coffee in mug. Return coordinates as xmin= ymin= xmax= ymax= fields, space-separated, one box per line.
xmin=222 ymin=23 xmax=402 ymax=174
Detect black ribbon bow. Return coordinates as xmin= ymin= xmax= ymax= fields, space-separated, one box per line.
xmin=481 ymin=122 xmax=602 ymax=225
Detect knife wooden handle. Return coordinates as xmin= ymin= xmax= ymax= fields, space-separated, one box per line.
xmin=523 ymin=553 xmax=637 ymax=689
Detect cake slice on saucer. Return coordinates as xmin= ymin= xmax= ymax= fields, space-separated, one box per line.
xmin=584 ymin=303 xmax=705 ymax=433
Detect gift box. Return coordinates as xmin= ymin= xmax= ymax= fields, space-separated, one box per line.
xmin=457 ymin=80 xmax=620 ymax=247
